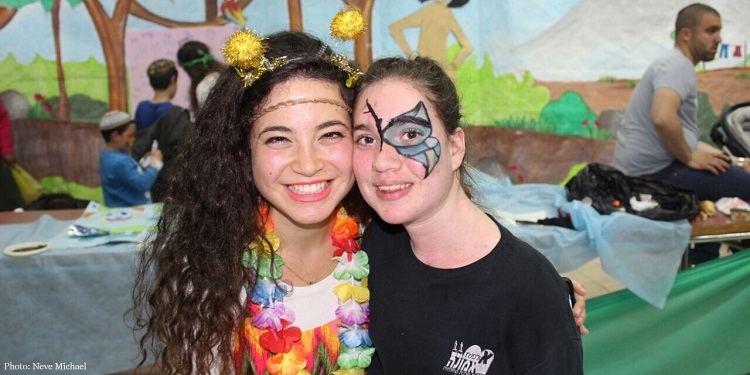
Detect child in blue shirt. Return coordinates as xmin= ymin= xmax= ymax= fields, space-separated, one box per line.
xmin=99 ymin=111 xmax=163 ymax=207
xmin=134 ymin=59 xmax=177 ymax=130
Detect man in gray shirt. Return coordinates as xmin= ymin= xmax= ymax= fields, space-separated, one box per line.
xmin=615 ymin=3 xmax=750 ymax=264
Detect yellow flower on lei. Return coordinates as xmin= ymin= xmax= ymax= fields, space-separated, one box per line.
xmin=332 ymin=369 xmax=365 ymax=375
xmin=334 ymin=281 xmax=370 ymax=303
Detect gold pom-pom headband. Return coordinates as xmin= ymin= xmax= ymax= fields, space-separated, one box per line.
xmin=221 ymin=30 xmax=286 ymax=87
xmin=221 ymin=7 xmax=367 ymax=88
xmin=330 ymin=7 xmax=367 ymax=41
xmin=327 ymin=7 xmax=367 ymax=87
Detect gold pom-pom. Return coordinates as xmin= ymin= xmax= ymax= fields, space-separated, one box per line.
xmin=330 ymin=7 xmax=367 ymax=41
xmin=221 ymin=29 xmax=267 ymax=70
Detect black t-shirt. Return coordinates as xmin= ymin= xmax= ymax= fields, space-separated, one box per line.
xmin=363 ymin=216 xmax=583 ymax=374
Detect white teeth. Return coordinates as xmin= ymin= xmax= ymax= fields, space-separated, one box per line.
xmin=288 ymin=182 xmax=329 ymax=194
xmin=378 ymin=184 xmax=411 ymax=192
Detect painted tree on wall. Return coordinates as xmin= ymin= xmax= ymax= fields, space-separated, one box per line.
xmin=0 ymin=6 xmax=15 ymax=28
xmin=343 ymin=0 xmax=374 ymax=70
xmin=0 ymin=0 xmax=72 ymax=120
xmin=50 ymin=0 xmax=69 ymax=121
xmin=279 ymin=0 xmax=375 ymax=69
xmin=288 ymin=0 xmax=301 ymax=31
xmin=0 ymin=0 xmax=377 ymax=114
xmin=0 ymin=0 xmax=254 ymax=115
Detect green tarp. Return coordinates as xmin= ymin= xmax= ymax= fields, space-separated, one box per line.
xmin=583 ymin=249 xmax=750 ymax=375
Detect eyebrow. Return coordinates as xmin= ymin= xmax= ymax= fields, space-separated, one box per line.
xmin=353 ymin=123 xmax=373 ymax=132
xmin=318 ymin=120 xmax=350 ymax=131
xmin=257 ymin=120 xmax=349 ymax=136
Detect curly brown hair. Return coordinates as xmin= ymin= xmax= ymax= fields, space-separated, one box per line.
xmin=130 ymin=31 xmax=368 ymax=374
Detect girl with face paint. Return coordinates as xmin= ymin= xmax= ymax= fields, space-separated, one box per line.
xmin=352 ymin=57 xmax=584 ymax=374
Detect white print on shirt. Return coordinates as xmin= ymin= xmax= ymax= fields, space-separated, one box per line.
xmin=443 ymin=341 xmax=495 ymax=374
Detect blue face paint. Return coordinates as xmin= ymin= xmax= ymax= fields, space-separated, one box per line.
xmin=364 ymin=100 xmax=441 ymax=178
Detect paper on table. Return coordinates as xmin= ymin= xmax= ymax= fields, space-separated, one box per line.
xmin=48 ymin=201 xmax=162 ymax=249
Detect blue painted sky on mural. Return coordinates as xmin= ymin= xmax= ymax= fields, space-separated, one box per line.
xmin=3 ymin=0 xmax=747 ymax=81
xmin=0 ymin=0 xmax=578 ymax=66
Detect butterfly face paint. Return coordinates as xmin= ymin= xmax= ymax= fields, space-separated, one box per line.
xmin=364 ymin=100 xmax=441 ymax=178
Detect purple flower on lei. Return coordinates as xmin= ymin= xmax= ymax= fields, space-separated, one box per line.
xmin=253 ymin=301 xmax=295 ymax=331
xmin=335 ymin=300 xmax=369 ymax=325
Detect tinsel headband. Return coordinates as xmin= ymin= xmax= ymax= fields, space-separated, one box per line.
xmin=220 ymin=7 xmax=367 ymax=88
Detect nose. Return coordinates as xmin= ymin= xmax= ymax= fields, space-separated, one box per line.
xmin=293 ymin=144 xmax=325 ymax=176
xmin=372 ymin=143 xmax=402 ymax=172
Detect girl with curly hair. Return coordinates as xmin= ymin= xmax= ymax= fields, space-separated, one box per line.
xmin=132 ymin=30 xmax=372 ymax=374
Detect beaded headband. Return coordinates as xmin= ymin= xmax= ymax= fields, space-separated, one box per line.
xmin=220 ymin=7 xmax=367 ymax=88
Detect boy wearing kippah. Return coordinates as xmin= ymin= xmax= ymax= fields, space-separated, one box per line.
xmin=99 ymin=110 xmax=163 ymax=207
xmin=134 ymin=59 xmax=177 ymax=130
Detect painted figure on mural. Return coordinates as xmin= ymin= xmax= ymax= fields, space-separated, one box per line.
xmin=389 ymin=0 xmax=473 ymax=79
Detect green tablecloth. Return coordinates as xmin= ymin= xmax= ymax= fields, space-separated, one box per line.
xmin=583 ymin=249 xmax=750 ymax=375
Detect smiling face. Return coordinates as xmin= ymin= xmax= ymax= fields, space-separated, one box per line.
xmin=352 ymin=79 xmax=465 ymax=226
xmin=250 ymin=77 xmax=354 ymax=228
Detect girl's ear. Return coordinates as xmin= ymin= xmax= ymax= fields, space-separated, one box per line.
xmin=448 ymin=127 xmax=466 ymax=171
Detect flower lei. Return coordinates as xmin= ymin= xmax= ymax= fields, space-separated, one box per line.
xmin=241 ymin=207 xmax=374 ymax=375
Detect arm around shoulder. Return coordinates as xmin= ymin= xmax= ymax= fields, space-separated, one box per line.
xmin=512 ymin=257 xmax=583 ymax=374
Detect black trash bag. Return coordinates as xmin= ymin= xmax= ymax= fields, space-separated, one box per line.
xmin=564 ymin=163 xmax=699 ymax=221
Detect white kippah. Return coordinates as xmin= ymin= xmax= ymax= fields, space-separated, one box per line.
xmin=99 ymin=110 xmax=133 ymax=130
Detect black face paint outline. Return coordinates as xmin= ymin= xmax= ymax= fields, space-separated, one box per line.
xmin=364 ymin=100 xmax=441 ymax=177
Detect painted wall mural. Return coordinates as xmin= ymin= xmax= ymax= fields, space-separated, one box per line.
xmin=0 ymin=0 xmax=749 ymax=193
xmin=1 ymin=0 xmax=748 ymax=128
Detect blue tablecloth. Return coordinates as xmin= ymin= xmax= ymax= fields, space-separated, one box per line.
xmin=0 ymin=215 xmax=152 ymax=374
xmin=470 ymin=169 xmax=692 ymax=308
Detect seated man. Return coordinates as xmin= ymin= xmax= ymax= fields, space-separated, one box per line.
xmin=99 ymin=111 xmax=163 ymax=207
xmin=615 ymin=3 xmax=750 ymax=264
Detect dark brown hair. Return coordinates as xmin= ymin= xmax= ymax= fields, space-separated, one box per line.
xmin=147 ymin=59 xmax=178 ymax=90
xmin=675 ymin=3 xmax=720 ymax=35
xmin=176 ymin=41 xmax=226 ymax=112
xmin=99 ymin=121 xmax=133 ymax=142
xmin=131 ymin=31 xmax=366 ymax=374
